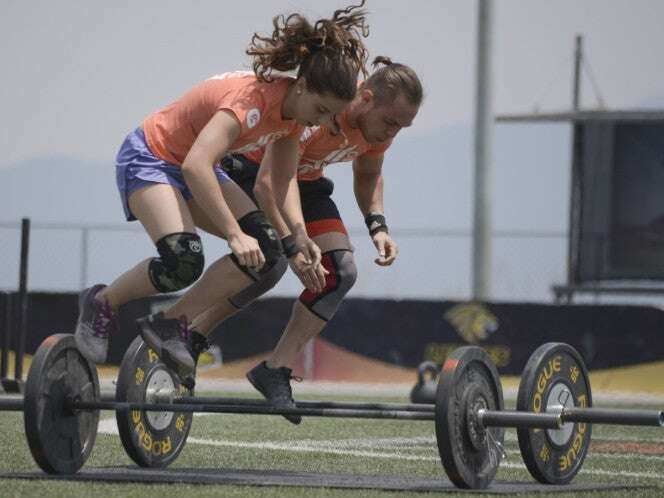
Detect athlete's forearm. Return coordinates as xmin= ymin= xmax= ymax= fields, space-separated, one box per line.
xmin=182 ymin=163 xmax=243 ymax=238
xmin=256 ymin=139 xmax=307 ymax=238
xmin=279 ymin=177 xmax=308 ymax=237
xmin=254 ymin=173 xmax=292 ymax=237
xmin=354 ymin=170 xmax=385 ymax=216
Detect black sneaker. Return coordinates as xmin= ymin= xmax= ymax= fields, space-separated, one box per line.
xmin=137 ymin=312 xmax=196 ymax=383
xmin=246 ymin=361 xmax=302 ymax=425
xmin=180 ymin=331 xmax=210 ymax=391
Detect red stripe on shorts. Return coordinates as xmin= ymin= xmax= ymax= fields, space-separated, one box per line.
xmin=305 ymin=219 xmax=348 ymax=237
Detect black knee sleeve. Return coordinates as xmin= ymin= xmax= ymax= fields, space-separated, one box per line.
xmin=227 ymin=211 xmax=288 ymax=307
xmin=299 ymin=250 xmax=357 ymax=321
xmin=229 ymin=255 xmax=288 ymax=308
xmin=148 ymin=232 xmax=205 ymax=292
xmin=230 ymin=210 xmax=283 ymax=271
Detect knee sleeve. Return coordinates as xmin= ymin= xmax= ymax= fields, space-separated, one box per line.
xmin=230 ymin=210 xmax=283 ymax=272
xmin=229 ymin=254 xmax=288 ymax=308
xmin=148 ymin=232 xmax=205 ymax=292
xmin=299 ymin=250 xmax=357 ymax=321
xmin=227 ymin=211 xmax=289 ymax=308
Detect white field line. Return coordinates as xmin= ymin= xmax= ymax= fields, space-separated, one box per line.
xmin=588 ymin=452 xmax=664 ymax=462
xmin=97 ymin=417 xmax=664 ymax=480
xmin=226 ymin=431 xmax=663 ymax=446
xmin=98 ymin=417 xmax=120 ymax=434
xmin=186 ymin=436 xmax=440 ymax=462
xmin=282 ymin=436 xmax=436 ymax=449
xmin=343 ymin=442 xmax=664 ymax=464
xmin=333 ymin=440 xmax=664 ymax=464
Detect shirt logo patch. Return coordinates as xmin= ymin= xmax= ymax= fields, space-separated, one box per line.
xmin=247 ymin=108 xmax=261 ymax=129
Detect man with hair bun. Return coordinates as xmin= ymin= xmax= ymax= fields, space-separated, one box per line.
xmin=74 ymin=2 xmax=370 ymax=387
xmin=190 ymin=56 xmax=423 ymax=423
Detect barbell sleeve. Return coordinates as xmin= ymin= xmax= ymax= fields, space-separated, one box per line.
xmin=561 ymin=408 xmax=664 ymax=427
xmin=478 ymin=409 xmax=563 ymax=429
xmin=0 ymin=396 xmax=23 ymax=411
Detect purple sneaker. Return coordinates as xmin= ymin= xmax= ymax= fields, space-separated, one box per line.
xmin=74 ymin=284 xmax=116 ymax=364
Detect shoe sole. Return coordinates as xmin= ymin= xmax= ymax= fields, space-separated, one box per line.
xmin=139 ymin=323 xmax=195 ymax=383
xmin=246 ymin=371 xmax=302 ymax=425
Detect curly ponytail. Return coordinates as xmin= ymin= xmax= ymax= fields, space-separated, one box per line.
xmin=247 ymin=2 xmax=369 ymax=101
xmin=365 ymin=56 xmax=423 ymax=106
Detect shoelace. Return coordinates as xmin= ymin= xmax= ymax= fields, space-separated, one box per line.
xmin=178 ymin=316 xmax=192 ymax=342
xmin=93 ymin=299 xmax=115 ymax=338
xmin=281 ymin=369 xmax=303 ymax=397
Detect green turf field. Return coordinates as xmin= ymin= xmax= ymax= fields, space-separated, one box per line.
xmin=0 ymin=393 xmax=662 ymax=497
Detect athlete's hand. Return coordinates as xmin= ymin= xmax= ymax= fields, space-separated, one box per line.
xmin=288 ymin=252 xmax=328 ymax=293
xmin=227 ymin=232 xmax=265 ymax=271
xmin=293 ymin=232 xmax=327 ymax=291
xmin=294 ymin=232 xmax=322 ymax=266
xmin=372 ymin=232 xmax=398 ymax=266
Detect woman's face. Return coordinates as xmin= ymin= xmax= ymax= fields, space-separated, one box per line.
xmin=291 ymin=80 xmax=350 ymax=127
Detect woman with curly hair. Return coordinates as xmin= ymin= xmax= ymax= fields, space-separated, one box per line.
xmin=74 ymin=2 xmax=369 ymax=385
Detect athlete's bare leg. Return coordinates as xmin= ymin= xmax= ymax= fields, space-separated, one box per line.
xmin=162 ymin=179 xmax=262 ymax=324
xmin=98 ymin=184 xmax=196 ymax=308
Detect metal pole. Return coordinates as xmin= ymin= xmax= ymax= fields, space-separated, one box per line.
xmin=14 ymin=218 xmax=30 ymax=382
xmin=562 ymin=408 xmax=664 ymax=427
xmin=573 ymin=35 xmax=582 ymax=111
xmin=0 ymin=293 xmax=10 ymax=379
xmin=73 ymin=400 xmax=436 ymax=420
xmin=472 ymin=0 xmax=494 ymax=300
xmin=167 ymin=396 xmax=436 ymax=413
xmin=478 ymin=409 xmax=563 ymax=429
xmin=0 ymin=396 xmax=23 ymax=411
xmin=80 ymin=228 xmax=89 ymax=289
xmin=1 ymin=394 xmax=661 ymax=427
xmin=565 ymin=35 xmax=583 ymax=297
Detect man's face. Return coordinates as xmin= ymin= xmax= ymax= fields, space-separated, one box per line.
xmin=356 ymin=91 xmax=420 ymax=144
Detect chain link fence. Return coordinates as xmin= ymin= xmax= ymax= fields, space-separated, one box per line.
xmin=0 ymin=221 xmax=576 ymax=302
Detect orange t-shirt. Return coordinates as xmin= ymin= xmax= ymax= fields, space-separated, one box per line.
xmin=245 ymin=109 xmax=392 ymax=181
xmin=143 ymin=72 xmax=303 ymax=166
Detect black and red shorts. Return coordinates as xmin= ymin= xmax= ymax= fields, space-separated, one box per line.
xmin=223 ymin=155 xmax=349 ymax=244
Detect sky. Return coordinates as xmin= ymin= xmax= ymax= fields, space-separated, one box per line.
xmin=2 ymin=0 xmax=664 ymax=167
xmin=1 ymin=0 xmax=664 ymax=300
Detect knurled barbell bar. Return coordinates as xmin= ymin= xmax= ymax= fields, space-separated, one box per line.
xmin=1 ymin=334 xmax=661 ymax=490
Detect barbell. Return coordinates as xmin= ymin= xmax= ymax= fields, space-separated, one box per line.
xmin=2 ymin=333 xmax=662 ymax=490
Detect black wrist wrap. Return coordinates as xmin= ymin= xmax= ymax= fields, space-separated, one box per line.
xmin=365 ymin=213 xmax=388 ymax=236
xmin=281 ymin=234 xmax=299 ymax=258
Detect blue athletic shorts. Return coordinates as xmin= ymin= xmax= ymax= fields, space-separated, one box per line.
xmin=115 ymin=127 xmax=231 ymax=221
